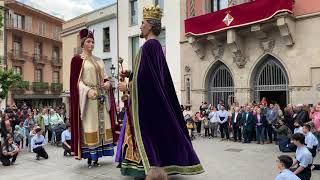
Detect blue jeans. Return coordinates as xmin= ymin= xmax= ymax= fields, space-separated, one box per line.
xmin=256 ymin=126 xmax=265 ymax=143
xmin=314 ymin=132 xmax=320 ymax=150
xmin=51 ymin=130 xmax=56 ymax=143
xmin=278 ymin=137 xmax=291 ymax=152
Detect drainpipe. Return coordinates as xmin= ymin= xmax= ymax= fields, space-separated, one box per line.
xmin=3 ymin=6 xmax=8 ymax=106
xmin=3 ymin=6 xmax=7 ymax=70
xmin=116 ymin=0 xmax=119 ymax=105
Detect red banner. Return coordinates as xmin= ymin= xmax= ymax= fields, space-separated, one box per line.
xmin=185 ymin=0 xmax=293 ymax=36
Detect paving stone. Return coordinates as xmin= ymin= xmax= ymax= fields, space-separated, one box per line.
xmin=0 ymin=138 xmax=319 ymax=180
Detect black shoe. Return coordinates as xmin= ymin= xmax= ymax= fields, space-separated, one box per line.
xmin=11 ymin=161 xmax=15 ymax=165
xmin=134 ymin=177 xmax=145 ymax=180
xmin=93 ymin=162 xmax=101 ymax=167
xmin=116 ymin=163 xmax=122 ymax=168
xmin=36 ymin=156 xmax=40 ymax=160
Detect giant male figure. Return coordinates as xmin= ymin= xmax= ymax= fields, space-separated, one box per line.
xmin=117 ymin=5 xmax=204 ymax=178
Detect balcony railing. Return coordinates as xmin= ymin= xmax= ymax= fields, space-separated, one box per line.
xmin=51 ymin=83 xmax=63 ymax=93
xmin=6 ymin=20 xmax=25 ymax=31
xmin=33 ymin=54 xmax=48 ymax=65
xmin=11 ymin=81 xmax=29 ymax=91
xmin=51 ymin=58 xmax=62 ymax=67
xmin=0 ymin=56 xmax=6 ymax=66
xmin=8 ymin=50 xmax=28 ymax=62
xmin=32 ymin=82 xmax=49 ymax=92
xmin=6 ymin=19 xmax=61 ymax=42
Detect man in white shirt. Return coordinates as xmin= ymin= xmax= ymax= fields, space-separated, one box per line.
xmin=291 ymin=133 xmax=313 ymax=180
xmin=217 ymin=105 xmax=229 ymax=140
xmin=275 ymin=155 xmax=300 ymax=180
xmin=31 ymin=127 xmax=48 ymax=160
xmin=208 ymin=107 xmax=219 ymax=138
xmin=231 ymin=107 xmax=242 ymax=142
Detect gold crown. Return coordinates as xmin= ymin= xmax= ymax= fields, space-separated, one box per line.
xmin=143 ymin=5 xmax=162 ymax=21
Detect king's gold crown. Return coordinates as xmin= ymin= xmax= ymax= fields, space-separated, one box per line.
xmin=143 ymin=5 xmax=162 ymax=21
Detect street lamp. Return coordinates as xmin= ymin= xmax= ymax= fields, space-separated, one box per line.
xmin=110 ymin=64 xmax=116 ymax=78
xmin=109 ymin=64 xmax=119 ymax=104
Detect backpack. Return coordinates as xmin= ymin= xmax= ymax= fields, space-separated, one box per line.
xmin=203 ymin=119 xmax=209 ymax=128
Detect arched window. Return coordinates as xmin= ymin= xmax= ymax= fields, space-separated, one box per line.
xmin=208 ymin=64 xmax=234 ymax=107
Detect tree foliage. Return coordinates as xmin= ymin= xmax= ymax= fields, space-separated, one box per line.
xmin=0 ymin=68 xmax=22 ymax=99
xmin=0 ymin=11 xmax=3 ymax=28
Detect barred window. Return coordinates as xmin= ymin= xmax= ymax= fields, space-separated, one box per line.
xmin=210 ymin=0 xmax=228 ymax=12
xmin=53 ymin=71 xmax=59 ymax=83
xmin=130 ymin=0 xmax=138 ymax=26
xmin=35 ymin=69 xmax=42 ymax=82
xmin=103 ymin=27 xmax=110 ymax=52
xmin=13 ymin=66 xmax=22 ymax=75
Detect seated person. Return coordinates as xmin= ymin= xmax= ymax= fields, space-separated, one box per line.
xmin=303 ymin=124 xmax=318 ymax=157
xmin=31 ymin=127 xmax=48 ymax=160
xmin=303 ymin=123 xmax=320 ymax=171
xmin=283 ymin=120 xmax=305 ymax=152
xmin=1 ymin=136 xmax=19 ymax=166
xmin=294 ymin=120 xmax=304 ymax=134
xmin=290 ymin=133 xmax=313 ymax=180
xmin=61 ymin=123 xmax=72 ymax=156
xmin=273 ymin=120 xmax=292 ymax=152
xmin=275 ymin=155 xmax=300 ymax=180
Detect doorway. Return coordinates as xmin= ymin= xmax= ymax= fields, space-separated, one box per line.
xmin=259 ymin=91 xmax=287 ymax=109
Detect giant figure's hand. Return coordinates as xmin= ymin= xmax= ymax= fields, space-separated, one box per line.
xmin=118 ymin=82 xmax=127 ymax=92
xmin=120 ymin=70 xmax=130 ymax=78
xmin=88 ymin=89 xmax=97 ymax=100
xmin=101 ymin=81 xmax=111 ymax=91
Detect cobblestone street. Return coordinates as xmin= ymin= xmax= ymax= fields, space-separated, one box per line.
xmin=1 ymin=138 xmax=319 ymax=180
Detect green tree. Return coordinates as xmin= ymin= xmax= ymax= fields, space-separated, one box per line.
xmin=0 ymin=68 xmax=22 ymax=99
xmin=0 ymin=11 xmax=3 ymax=28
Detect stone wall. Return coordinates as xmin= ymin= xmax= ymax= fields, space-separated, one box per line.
xmin=181 ymin=15 xmax=320 ymax=111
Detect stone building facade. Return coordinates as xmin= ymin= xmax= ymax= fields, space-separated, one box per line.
xmin=180 ymin=0 xmax=320 ymax=111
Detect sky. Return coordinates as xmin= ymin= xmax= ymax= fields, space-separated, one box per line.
xmin=17 ymin=0 xmax=116 ymax=20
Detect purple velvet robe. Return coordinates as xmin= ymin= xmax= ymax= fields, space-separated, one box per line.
xmin=128 ymin=39 xmax=203 ymax=173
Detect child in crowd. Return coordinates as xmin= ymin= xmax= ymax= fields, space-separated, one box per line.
xmin=13 ymin=125 xmax=24 ymax=149
xmin=203 ymin=116 xmax=210 ymax=138
xmin=18 ymin=122 xmax=25 ymax=149
xmin=186 ymin=118 xmax=194 ymax=140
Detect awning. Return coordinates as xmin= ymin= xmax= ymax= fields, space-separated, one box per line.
xmin=60 ymin=91 xmax=70 ymax=97
xmin=185 ymin=0 xmax=293 ymax=36
xmin=13 ymin=94 xmax=62 ymax=99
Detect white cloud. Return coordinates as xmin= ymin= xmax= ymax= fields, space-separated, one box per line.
xmin=18 ymin=0 xmax=96 ymax=20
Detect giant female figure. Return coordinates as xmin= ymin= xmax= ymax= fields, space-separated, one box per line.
xmin=70 ymin=29 xmax=117 ymax=168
